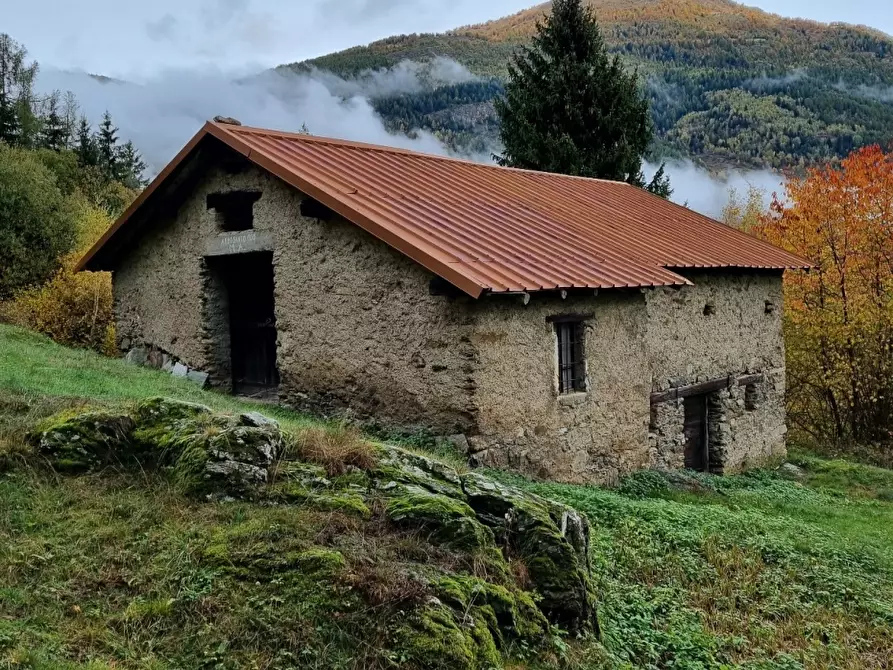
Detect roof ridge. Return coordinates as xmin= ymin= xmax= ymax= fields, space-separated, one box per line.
xmin=216 ymin=121 xmax=630 ymax=186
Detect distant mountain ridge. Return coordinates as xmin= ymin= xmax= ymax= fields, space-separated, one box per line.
xmin=280 ymin=0 xmax=893 ymax=170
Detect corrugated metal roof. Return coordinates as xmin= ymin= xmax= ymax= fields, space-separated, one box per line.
xmin=79 ymin=120 xmax=811 ymax=298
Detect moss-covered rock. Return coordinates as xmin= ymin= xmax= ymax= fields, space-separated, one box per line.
xmin=391 ymin=601 xmax=502 ymax=670
xmin=385 ymin=484 xmax=495 ymax=552
xmin=203 ymin=522 xmax=346 ymax=580
xmin=133 ymin=396 xmax=212 ymax=427
xmin=461 ymin=472 xmax=597 ymax=633
xmin=35 ymin=398 xmax=282 ymax=499
xmin=432 ymin=574 xmax=548 ymax=645
xmin=373 ymin=446 xmax=466 ymax=498
xmin=29 ymin=411 xmax=136 ymax=472
xmin=269 ymin=461 xmax=372 ymax=517
xmin=27 ymin=397 xmax=599 ymax=649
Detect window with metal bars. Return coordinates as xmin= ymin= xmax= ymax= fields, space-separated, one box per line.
xmin=555 ymin=320 xmax=586 ymax=394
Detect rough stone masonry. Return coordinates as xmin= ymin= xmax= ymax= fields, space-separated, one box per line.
xmin=111 ymin=160 xmax=788 ymax=485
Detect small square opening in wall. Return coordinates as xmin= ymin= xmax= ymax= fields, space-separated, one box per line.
xmin=555 ymin=319 xmax=586 ymax=394
xmin=745 ymin=383 xmax=762 ymax=411
xmin=207 ymin=191 xmax=262 ymax=232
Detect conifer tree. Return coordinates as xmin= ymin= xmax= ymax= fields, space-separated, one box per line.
xmin=75 ymin=116 xmax=99 ymax=167
xmin=495 ymin=0 xmax=671 ymax=197
xmin=96 ymin=110 xmax=119 ymax=179
xmin=0 ymin=34 xmax=33 ymax=146
xmin=116 ymin=140 xmax=147 ymax=188
xmin=39 ymin=92 xmax=69 ymax=151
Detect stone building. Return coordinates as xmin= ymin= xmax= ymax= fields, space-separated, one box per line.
xmin=78 ymin=120 xmax=810 ymax=484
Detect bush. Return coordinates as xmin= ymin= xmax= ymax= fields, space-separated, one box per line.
xmin=1 ymin=195 xmax=116 ymax=354
xmin=0 ymin=144 xmax=76 ymax=300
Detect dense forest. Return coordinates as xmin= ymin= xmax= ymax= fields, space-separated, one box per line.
xmin=282 ymin=0 xmax=893 ymax=169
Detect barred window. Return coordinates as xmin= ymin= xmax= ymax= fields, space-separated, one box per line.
xmin=556 ymin=320 xmax=586 ymax=394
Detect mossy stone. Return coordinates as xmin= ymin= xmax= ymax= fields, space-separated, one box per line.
xmin=392 ymin=602 xmax=501 ymax=670
xmin=385 ymin=484 xmax=495 ymax=551
xmin=462 ymin=472 xmax=597 ymax=633
xmin=30 ymin=411 xmax=135 ymax=472
xmin=133 ymin=397 xmax=212 ymax=427
xmin=373 ymin=446 xmax=466 ymax=498
xmin=432 ymin=574 xmax=548 ymax=646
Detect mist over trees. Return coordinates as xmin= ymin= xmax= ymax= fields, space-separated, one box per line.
xmin=0 ymin=33 xmax=144 ymax=352
xmin=0 ymin=34 xmax=146 ymax=188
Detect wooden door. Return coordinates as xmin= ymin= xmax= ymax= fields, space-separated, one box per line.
xmin=683 ymin=394 xmax=709 ymax=472
xmin=225 ymin=253 xmax=279 ymax=395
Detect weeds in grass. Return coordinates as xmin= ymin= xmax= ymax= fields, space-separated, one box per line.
xmin=283 ymin=424 xmax=378 ymax=476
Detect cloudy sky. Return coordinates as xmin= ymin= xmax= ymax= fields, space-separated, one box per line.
xmin=4 ymin=0 xmax=891 ymax=77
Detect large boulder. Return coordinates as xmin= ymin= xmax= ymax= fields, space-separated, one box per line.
xmin=373 ymin=446 xmax=597 ymax=633
xmin=29 ymin=400 xmax=598 ymax=637
xmin=32 ymin=398 xmax=282 ymax=498
xmin=384 ymin=483 xmax=496 ymax=552
xmin=132 ymin=398 xmax=283 ymax=498
xmin=461 ymin=472 xmax=596 ymax=633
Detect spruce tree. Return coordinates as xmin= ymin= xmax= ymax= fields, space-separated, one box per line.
xmin=495 ymin=0 xmax=671 ymax=197
xmin=96 ymin=110 xmax=119 ymax=180
xmin=0 ymin=87 xmax=17 ymax=145
xmin=0 ymin=34 xmax=26 ymax=145
xmin=39 ymin=93 xmax=69 ymax=151
xmin=75 ymin=116 xmax=99 ymax=167
xmin=116 ymin=140 xmax=147 ymax=188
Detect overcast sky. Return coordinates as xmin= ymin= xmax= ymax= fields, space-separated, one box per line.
xmin=3 ymin=0 xmax=891 ymax=78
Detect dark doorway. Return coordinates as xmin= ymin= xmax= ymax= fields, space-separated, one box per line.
xmin=221 ymin=252 xmax=279 ymax=396
xmin=683 ymin=394 xmax=709 ymax=472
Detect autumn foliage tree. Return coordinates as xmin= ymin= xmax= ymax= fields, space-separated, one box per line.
xmin=757 ymin=145 xmax=893 ymax=445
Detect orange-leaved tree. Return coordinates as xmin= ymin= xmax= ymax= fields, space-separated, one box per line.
xmin=757 ymin=145 xmax=893 ymax=445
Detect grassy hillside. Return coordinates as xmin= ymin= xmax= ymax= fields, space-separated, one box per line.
xmin=286 ymin=0 xmax=893 ymax=169
xmin=2 ymin=324 xmax=893 ymax=669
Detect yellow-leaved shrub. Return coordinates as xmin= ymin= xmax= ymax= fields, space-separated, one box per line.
xmin=1 ymin=195 xmax=119 ymax=355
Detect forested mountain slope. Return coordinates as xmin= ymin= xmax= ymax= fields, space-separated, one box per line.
xmin=282 ymin=0 xmax=893 ymax=170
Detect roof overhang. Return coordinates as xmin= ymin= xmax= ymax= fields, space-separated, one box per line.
xmin=78 ymin=121 xmax=813 ymax=299
xmin=77 ymin=122 xmax=487 ymax=298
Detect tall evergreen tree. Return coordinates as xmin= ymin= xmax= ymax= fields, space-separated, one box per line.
xmin=116 ymin=140 xmax=147 ymax=188
xmin=39 ymin=92 xmax=69 ymax=151
xmin=495 ymin=0 xmax=671 ymax=197
xmin=75 ymin=116 xmax=99 ymax=167
xmin=96 ymin=110 xmax=119 ymax=179
xmin=0 ymin=33 xmax=27 ymax=145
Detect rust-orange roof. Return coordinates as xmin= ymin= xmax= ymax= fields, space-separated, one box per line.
xmin=79 ymin=121 xmax=810 ymax=298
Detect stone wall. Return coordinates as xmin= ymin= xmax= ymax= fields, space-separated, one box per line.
xmin=644 ymin=272 xmax=787 ymax=473
xmin=467 ymin=272 xmax=787 ymax=484
xmin=466 ymin=291 xmax=652 ymax=484
xmin=112 ymin=161 xmax=478 ymax=434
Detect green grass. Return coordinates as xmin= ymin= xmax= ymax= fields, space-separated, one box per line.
xmin=0 ymin=324 xmax=316 ymax=431
xmin=497 ymin=469 xmax=893 ymax=669
xmin=2 ymin=324 xmax=893 ymax=669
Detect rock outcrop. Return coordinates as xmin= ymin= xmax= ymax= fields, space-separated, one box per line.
xmin=29 ymin=397 xmax=599 ymax=648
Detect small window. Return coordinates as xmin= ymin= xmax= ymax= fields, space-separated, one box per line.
xmin=556 ymin=320 xmax=586 ymax=394
xmin=207 ymin=191 xmax=262 ymax=231
xmin=744 ymin=383 xmax=761 ymax=411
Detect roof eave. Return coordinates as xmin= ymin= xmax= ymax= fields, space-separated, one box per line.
xmin=76 ymin=122 xmax=217 ymax=273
